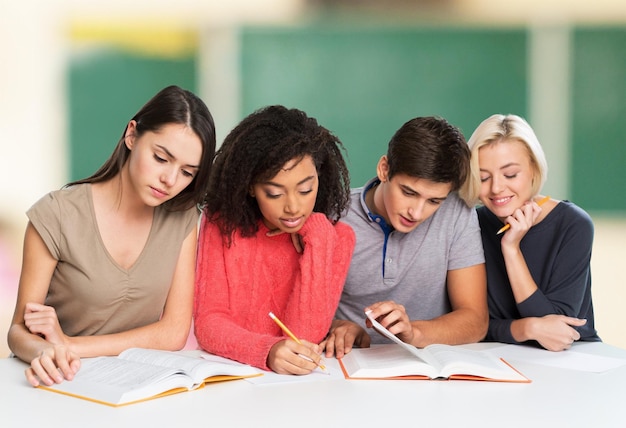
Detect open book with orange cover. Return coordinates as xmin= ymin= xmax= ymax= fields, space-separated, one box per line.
xmin=338 ymin=312 xmax=530 ymax=383
xmin=38 ymin=348 xmax=263 ymax=406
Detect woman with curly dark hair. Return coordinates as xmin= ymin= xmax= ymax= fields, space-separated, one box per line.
xmin=194 ymin=105 xmax=355 ymax=375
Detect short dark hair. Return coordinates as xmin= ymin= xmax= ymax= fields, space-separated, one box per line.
xmin=386 ymin=116 xmax=469 ymax=191
xmin=68 ymin=85 xmax=216 ymax=211
xmin=203 ymin=105 xmax=351 ymax=241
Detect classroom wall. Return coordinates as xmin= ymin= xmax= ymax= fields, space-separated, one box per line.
xmin=239 ymin=25 xmax=527 ymax=187
xmin=67 ymin=26 xmax=199 ymax=181
xmin=571 ymin=27 xmax=626 ymax=212
xmin=1 ymin=0 xmax=625 ymax=357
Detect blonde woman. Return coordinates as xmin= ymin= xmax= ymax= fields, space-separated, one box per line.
xmin=460 ymin=114 xmax=600 ymax=351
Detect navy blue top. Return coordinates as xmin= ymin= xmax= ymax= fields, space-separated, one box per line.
xmin=478 ymin=200 xmax=600 ymax=345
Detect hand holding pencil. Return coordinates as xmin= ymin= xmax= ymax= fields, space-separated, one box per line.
xmin=269 ymin=312 xmax=329 ymax=374
xmin=496 ymin=195 xmax=551 ymax=235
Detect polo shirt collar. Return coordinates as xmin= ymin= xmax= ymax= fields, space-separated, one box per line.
xmin=360 ymin=177 xmax=393 ymax=234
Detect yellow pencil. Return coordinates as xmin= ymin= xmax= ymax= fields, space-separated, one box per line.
xmin=268 ymin=311 xmax=328 ymax=372
xmin=496 ymin=195 xmax=551 ymax=235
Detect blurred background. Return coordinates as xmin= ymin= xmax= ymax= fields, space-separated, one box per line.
xmin=1 ymin=0 xmax=625 ymax=357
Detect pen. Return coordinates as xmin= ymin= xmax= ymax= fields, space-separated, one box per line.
xmin=496 ymin=195 xmax=551 ymax=235
xmin=268 ymin=311 xmax=328 ymax=372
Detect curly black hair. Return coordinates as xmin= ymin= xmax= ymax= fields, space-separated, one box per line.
xmin=203 ymin=105 xmax=350 ymax=242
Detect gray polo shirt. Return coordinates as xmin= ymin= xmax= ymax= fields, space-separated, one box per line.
xmin=335 ymin=178 xmax=485 ymax=344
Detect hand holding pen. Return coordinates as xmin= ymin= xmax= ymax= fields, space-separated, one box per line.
xmin=269 ymin=312 xmax=329 ymax=375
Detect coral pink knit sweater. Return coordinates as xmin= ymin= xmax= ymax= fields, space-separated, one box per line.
xmin=193 ymin=212 xmax=355 ymax=370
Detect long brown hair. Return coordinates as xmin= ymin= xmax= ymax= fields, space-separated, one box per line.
xmin=68 ymin=85 xmax=216 ymax=211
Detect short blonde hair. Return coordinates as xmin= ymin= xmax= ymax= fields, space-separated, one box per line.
xmin=459 ymin=114 xmax=548 ymax=207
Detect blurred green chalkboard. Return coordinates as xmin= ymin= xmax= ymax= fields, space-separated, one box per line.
xmin=69 ymin=49 xmax=196 ymax=181
xmin=240 ymin=25 xmax=527 ymax=187
xmin=572 ymin=27 xmax=626 ymax=213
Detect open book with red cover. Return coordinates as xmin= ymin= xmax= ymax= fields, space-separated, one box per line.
xmin=338 ymin=312 xmax=530 ymax=382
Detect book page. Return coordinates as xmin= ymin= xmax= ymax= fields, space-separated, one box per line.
xmin=366 ymin=311 xmax=441 ymax=368
xmin=120 ymin=348 xmax=261 ymax=385
xmin=69 ymin=356 xmax=184 ymax=388
xmin=40 ymin=356 xmax=193 ymax=406
xmin=121 ymin=348 xmax=208 ymax=373
xmin=425 ymin=344 xmax=528 ymax=381
xmin=362 ymin=313 xmax=528 ymax=382
xmin=340 ymin=345 xmax=438 ymax=378
xmin=198 ymin=353 xmax=264 ymax=378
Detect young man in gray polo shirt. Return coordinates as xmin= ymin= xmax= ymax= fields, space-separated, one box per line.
xmin=324 ymin=116 xmax=488 ymax=358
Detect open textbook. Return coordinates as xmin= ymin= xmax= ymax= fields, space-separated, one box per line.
xmin=338 ymin=312 xmax=530 ymax=382
xmin=38 ymin=348 xmax=262 ymax=406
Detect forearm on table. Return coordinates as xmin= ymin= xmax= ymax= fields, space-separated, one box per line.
xmin=67 ymin=318 xmax=191 ymax=357
xmin=410 ymin=308 xmax=488 ymax=347
xmin=509 ymin=318 xmax=538 ymax=343
xmin=195 ymin=315 xmax=280 ymax=370
xmin=7 ymin=323 xmax=53 ymax=363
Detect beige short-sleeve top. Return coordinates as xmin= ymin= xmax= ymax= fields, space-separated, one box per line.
xmin=27 ymin=184 xmax=199 ymax=336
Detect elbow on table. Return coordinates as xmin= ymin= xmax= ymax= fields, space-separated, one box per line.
xmin=476 ymin=320 xmax=489 ymax=342
xmin=471 ymin=310 xmax=489 ymax=343
xmin=157 ymin=320 xmax=193 ymax=351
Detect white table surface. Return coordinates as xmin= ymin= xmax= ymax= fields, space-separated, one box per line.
xmin=2 ymin=341 xmax=626 ymax=428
